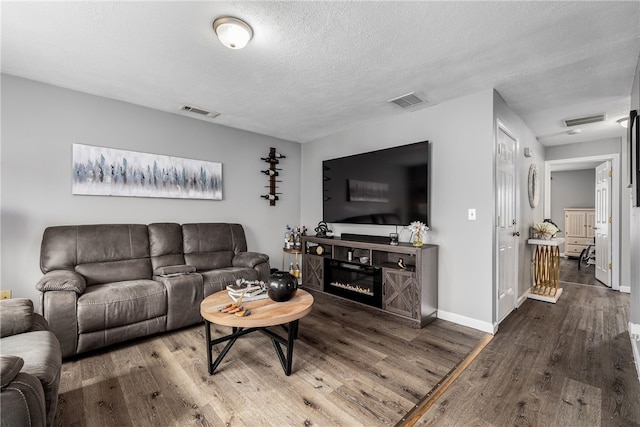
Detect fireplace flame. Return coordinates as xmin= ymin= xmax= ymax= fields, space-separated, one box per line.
xmin=329 ymin=281 xmax=374 ymax=296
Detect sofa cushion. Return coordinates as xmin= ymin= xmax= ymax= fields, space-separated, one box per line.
xmin=201 ymin=267 xmax=259 ymax=296
xmin=0 ymin=356 xmax=24 ymax=388
xmin=1 ymin=330 xmax=62 ymax=426
xmin=148 ymin=223 xmax=185 ymax=270
xmin=185 ymin=252 xmax=234 ymax=271
xmin=76 ymin=258 xmax=152 ymax=286
xmin=0 ymin=299 xmax=33 ymax=338
xmin=77 ymin=280 xmax=166 ymax=334
xmin=41 ymin=224 xmax=151 ymax=275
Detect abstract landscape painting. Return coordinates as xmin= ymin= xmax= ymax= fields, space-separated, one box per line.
xmin=72 ymin=144 xmax=222 ymax=200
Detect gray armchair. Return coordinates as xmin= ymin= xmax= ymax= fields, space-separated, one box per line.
xmin=0 ymin=298 xmax=61 ymax=427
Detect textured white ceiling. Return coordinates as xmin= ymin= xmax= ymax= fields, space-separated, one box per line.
xmin=2 ymin=1 xmax=639 ymax=145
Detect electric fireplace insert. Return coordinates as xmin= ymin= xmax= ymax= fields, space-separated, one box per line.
xmin=324 ymin=259 xmax=382 ymax=308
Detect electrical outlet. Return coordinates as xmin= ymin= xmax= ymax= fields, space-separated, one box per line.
xmin=0 ymin=290 xmax=12 ymax=300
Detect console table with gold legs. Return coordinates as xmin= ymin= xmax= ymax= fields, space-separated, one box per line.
xmin=527 ymin=237 xmax=565 ymax=303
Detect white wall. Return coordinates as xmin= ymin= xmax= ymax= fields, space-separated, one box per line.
xmin=301 ymin=90 xmax=496 ymax=331
xmin=1 ymin=75 xmax=302 ymax=306
xmin=550 ymin=169 xmax=596 ymax=232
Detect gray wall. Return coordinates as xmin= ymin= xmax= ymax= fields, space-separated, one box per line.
xmin=1 ymin=75 xmax=302 ymax=305
xmin=550 ymin=169 xmax=596 ymax=232
xmin=300 ymin=89 xmax=541 ymax=332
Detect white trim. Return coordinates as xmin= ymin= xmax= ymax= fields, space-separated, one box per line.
xmin=630 ymin=322 xmax=640 ymax=340
xmin=544 ymin=153 xmax=621 ymax=291
xmin=620 ymin=285 xmax=631 ymax=293
xmin=629 ymin=322 xmax=640 ymax=383
xmin=438 ymin=309 xmax=497 ymax=334
xmin=517 ymin=291 xmax=529 ymax=307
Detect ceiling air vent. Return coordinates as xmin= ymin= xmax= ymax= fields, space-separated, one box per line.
xmin=563 ymin=113 xmax=606 ymax=127
xmin=179 ymin=105 xmax=220 ymax=119
xmin=388 ymin=92 xmax=425 ymax=109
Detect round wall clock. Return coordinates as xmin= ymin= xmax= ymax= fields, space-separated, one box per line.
xmin=528 ymin=164 xmax=539 ymax=208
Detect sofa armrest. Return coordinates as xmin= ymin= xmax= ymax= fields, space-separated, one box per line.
xmin=0 ymin=299 xmax=34 ymax=338
xmin=232 ymin=252 xmax=269 ymax=269
xmin=0 ymin=356 xmax=24 ymax=388
xmin=153 ymin=264 xmax=197 ymax=276
xmin=36 ymin=270 xmax=86 ymax=294
xmin=0 ymin=364 xmax=47 ymax=427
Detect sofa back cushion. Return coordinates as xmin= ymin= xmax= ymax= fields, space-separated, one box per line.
xmin=148 ymin=223 xmax=185 ymax=270
xmin=182 ymin=223 xmax=247 ymax=271
xmin=41 ymin=225 xmax=152 ymax=285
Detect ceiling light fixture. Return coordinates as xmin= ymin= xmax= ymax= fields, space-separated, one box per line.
xmin=213 ymin=17 xmax=253 ymax=49
xmin=617 ymin=117 xmax=629 ymax=128
xmin=567 ymin=129 xmax=582 ymax=135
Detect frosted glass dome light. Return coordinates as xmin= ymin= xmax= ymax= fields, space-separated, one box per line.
xmin=213 ymin=17 xmax=253 ymax=50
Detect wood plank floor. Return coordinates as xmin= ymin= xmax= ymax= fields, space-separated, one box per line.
xmin=559 ymin=257 xmax=603 ymax=287
xmin=415 ymin=280 xmax=640 ymax=426
xmin=53 ymin=291 xmax=486 ymax=426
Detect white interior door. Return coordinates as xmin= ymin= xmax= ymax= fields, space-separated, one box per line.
xmin=496 ymin=125 xmax=518 ymax=322
xmin=595 ymin=161 xmax=611 ymax=286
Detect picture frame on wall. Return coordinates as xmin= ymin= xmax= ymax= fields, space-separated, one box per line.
xmin=72 ymin=143 xmax=223 ymax=200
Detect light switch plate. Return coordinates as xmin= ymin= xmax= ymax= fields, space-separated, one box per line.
xmin=468 ymin=209 xmax=477 ymax=221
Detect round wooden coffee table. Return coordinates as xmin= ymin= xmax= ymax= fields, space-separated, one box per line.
xmin=200 ymin=289 xmax=314 ymax=376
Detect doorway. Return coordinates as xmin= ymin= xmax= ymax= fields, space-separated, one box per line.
xmin=544 ymin=154 xmax=620 ymax=290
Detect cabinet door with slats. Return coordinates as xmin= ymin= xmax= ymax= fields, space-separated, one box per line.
xmin=302 ymin=254 xmax=324 ymax=291
xmin=383 ymin=268 xmax=418 ymax=319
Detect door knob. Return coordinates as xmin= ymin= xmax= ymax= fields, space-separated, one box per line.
xmin=513 ymin=231 xmax=521 ymax=237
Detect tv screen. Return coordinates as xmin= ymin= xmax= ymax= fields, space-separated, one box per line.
xmin=322 ymin=141 xmax=429 ymax=226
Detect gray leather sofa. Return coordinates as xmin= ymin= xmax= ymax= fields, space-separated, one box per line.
xmin=36 ymin=223 xmax=270 ymax=358
xmin=1 ymin=298 xmax=62 ymax=427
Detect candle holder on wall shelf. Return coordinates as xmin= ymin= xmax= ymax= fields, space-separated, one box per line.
xmin=261 ymin=147 xmax=285 ymax=206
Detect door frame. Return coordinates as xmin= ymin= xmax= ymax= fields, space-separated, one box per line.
xmin=495 ymin=119 xmax=520 ymax=324
xmin=543 ymin=154 xmax=620 ymax=290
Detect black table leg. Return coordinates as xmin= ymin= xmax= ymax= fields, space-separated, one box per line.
xmin=205 ymin=320 xmax=213 ymax=375
xmin=205 ymin=321 xmax=301 ymax=376
xmin=204 ymin=324 xmax=256 ymax=375
xmin=264 ymin=320 xmax=299 ymax=376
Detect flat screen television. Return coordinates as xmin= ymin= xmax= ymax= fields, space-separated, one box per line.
xmin=322 ymin=141 xmax=429 ymax=226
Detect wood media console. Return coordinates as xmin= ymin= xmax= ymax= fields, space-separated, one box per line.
xmin=301 ymin=235 xmax=438 ymax=327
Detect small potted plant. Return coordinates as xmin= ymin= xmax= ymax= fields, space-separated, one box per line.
xmin=533 ymin=222 xmax=559 ymax=240
xmin=408 ymin=221 xmax=429 ymax=247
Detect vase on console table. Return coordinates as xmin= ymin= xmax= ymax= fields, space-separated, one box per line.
xmin=408 ymin=221 xmax=428 ymax=247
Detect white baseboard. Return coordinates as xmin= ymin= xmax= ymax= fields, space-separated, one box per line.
xmin=629 ymin=322 xmax=640 ymax=383
xmin=630 ymin=322 xmax=640 ymax=340
xmin=517 ymin=290 xmax=529 ymax=308
xmin=437 ymin=309 xmax=496 ymax=334
xmin=620 ymin=285 xmax=631 ymax=293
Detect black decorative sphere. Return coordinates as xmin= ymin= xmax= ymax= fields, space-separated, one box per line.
xmin=267 ymin=271 xmax=298 ymax=302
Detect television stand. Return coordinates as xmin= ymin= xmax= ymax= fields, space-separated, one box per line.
xmin=301 ymin=236 xmax=438 ymax=328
